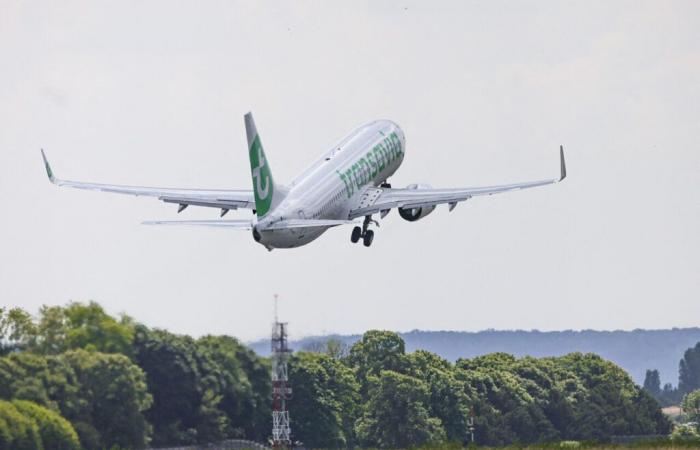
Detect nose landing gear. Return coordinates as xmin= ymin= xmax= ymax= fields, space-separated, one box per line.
xmin=351 ymin=215 xmax=378 ymax=247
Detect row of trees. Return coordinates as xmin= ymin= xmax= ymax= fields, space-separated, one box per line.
xmin=1 ymin=303 xmax=674 ymax=449
xmin=289 ymin=331 xmax=671 ymax=448
xmin=1 ymin=303 xmax=270 ymax=449
xmin=643 ymin=342 xmax=700 ymax=407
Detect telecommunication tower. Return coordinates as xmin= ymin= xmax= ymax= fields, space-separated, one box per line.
xmin=271 ymin=295 xmax=292 ymax=448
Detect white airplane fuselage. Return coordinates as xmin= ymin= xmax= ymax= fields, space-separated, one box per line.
xmin=253 ymin=120 xmax=405 ymax=249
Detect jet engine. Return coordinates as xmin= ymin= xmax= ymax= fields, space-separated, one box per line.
xmin=398 ymin=184 xmax=436 ymax=222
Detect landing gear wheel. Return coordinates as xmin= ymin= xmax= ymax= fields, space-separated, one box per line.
xmin=351 ymin=226 xmax=362 ymax=243
xmin=363 ymin=230 xmax=374 ymax=247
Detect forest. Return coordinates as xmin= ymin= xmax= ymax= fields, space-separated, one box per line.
xmin=249 ymin=328 xmax=700 ymax=386
xmin=0 ymin=302 xmax=694 ymax=449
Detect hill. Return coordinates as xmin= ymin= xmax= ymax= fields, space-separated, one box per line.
xmin=248 ymin=328 xmax=700 ymax=386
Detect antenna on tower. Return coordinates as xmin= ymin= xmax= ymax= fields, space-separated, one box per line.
xmin=271 ymin=295 xmax=292 ymax=448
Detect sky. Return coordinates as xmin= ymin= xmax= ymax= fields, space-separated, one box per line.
xmin=0 ymin=1 xmax=698 ymax=342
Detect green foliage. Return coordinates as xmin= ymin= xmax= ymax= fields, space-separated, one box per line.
xmin=223 ymin=339 xmax=271 ymax=441
xmin=455 ymin=351 xmax=671 ymax=445
xmin=35 ymin=302 xmax=135 ymax=356
xmin=133 ymin=327 xmax=271 ymax=446
xmin=679 ymin=342 xmax=700 ymax=395
xmin=0 ymin=307 xmax=36 ymax=354
xmin=0 ymin=352 xmax=78 ymax=414
xmin=407 ymin=350 xmax=471 ymax=442
xmin=347 ymin=330 xmax=406 ymax=395
xmin=0 ymin=349 xmax=151 ymax=449
xmin=2 ymin=302 xmax=135 ymax=357
xmin=0 ymin=305 xmax=679 ymax=449
xmin=60 ymin=349 xmax=152 ymax=449
xmin=289 ymin=352 xmax=360 ymax=448
xmin=132 ymin=326 xmax=208 ymax=445
xmin=644 ymin=369 xmax=661 ymax=397
xmin=681 ymin=389 xmax=700 ymax=429
xmin=12 ymin=400 xmax=80 ymax=450
xmin=355 ymin=370 xmax=446 ymax=448
xmin=196 ymin=335 xmax=271 ymax=441
xmin=0 ymin=400 xmax=42 ymax=450
xmin=670 ymin=423 xmax=700 ymax=442
xmin=63 ymin=302 xmax=135 ymax=356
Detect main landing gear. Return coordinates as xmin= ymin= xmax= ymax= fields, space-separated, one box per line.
xmin=351 ymin=215 xmax=378 ymax=247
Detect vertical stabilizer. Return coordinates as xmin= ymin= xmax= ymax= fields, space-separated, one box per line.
xmin=245 ymin=112 xmax=284 ymax=217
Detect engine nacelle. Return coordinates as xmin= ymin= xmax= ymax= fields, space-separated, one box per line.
xmin=398 ymin=184 xmax=436 ymax=222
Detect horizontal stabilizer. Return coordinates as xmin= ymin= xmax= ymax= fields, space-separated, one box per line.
xmin=142 ymin=219 xmax=252 ymax=229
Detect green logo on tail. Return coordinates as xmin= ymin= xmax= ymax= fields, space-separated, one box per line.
xmin=249 ymin=135 xmax=273 ymax=217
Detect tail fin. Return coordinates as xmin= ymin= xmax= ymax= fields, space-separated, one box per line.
xmin=245 ymin=112 xmax=284 ymax=217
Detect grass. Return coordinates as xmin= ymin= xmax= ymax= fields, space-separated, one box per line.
xmin=417 ymin=440 xmax=700 ymax=450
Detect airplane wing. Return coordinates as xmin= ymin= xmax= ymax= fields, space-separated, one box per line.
xmin=349 ymin=146 xmax=566 ymax=219
xmin=41 ymin=150 xmax=255 ymax=213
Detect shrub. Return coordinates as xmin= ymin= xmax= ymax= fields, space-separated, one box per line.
xmin=0 ymin=399 xmax=42 ymax=450
xmin=12 ymin=400 xmax=80 ymax=450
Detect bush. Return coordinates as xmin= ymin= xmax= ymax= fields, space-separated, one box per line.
xmin=670 ymin=423 xmax=700 ymax=442
xmin=0 ymin=400 xmax=42 ymax=450
xmin=12 ymin=400 xmax=80 ymax=450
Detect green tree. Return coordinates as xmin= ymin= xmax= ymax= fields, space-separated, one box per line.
xmin=0 ymin=307 xmax=36 ymax=355
xmin=407 ymin=350 xmax=471 ymax=443
xmin=0 ymin=400 xmax=42 ymax=450
xmin=12 ymin=400 xmax=80 ymax=450
xmin=671 ymin=423 xmax=700 ymax=442
xmin=289 ymin=352 xmax=360 ymax=448
xmin=643 ymin=369 xmax=662 ymax=397
xmin=32 ymin=305 xmax=67 ymax=355
xmin=346 ymin=330 xmax=406 ymax=396
xmin=228 ymin=341 xmax=271 ymax=441
xmin=135 ymin=326 xmax=275 ymax=445
xmin=682 ymin=389 xmax=700 ymax=430
xmin=355 ymin=370 xmax=446 ymax=448
xmin=133 ymin=326 xmax=204 ymax=445
xmin=0 ymin=352 xmax=65 ymax=410
xmin=61 ymin=349 xmax=152 ymax=449
xmin=658 ymin=382 xmax=681 ymax=406
xmin=456 ymin=355 xmax=559 ymax=445
xmin=2 ymin=303 xmax=135 ymax=357
xmin=560 ymin=353 xmax=671 ymax=439
xmin=197 ymin=335 xmax=270 ymax=441
xmin=679 ymin=342 xmax=700 ymax=395
xmin=63 ymin=302 xmax=134 ymax=356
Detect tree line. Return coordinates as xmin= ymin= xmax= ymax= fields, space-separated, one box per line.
xmin=643 ymin=342 xmax=700 ymax=407
xmin=1 ymin=302 xmax=674 ymax=449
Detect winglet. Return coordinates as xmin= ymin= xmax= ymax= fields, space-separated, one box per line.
xmin=40 ymin=149 xmax=56 ymax=183
xmin=559 ymin=145 xmax=566 ymax=182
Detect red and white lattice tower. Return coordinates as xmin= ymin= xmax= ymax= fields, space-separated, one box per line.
xmin=271 ymin=295 xmax=292 ymax=448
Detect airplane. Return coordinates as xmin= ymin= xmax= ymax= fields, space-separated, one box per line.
xmin=41 ymin=112 xmax=566 ymax=251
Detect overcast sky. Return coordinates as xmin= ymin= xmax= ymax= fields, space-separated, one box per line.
xmin=1 ymin=1 xmax=698 ymax=341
